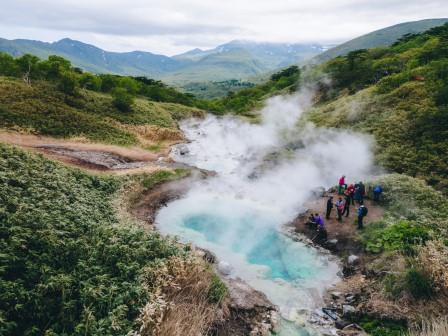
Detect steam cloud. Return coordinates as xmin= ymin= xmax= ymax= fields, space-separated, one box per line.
xmin=156 ymin=89 xmax=375 ymax=324
xmin=170 ymin=89 xmax=374 ymax=223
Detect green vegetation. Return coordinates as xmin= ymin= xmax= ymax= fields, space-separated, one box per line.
xmin=359 ymin=316 xmax=407 ymax=336
xmin=0 ymin=76 xmax=203 ymax=146
xmin=181 ymin=79 xmax=256 ymax=99
xmin=0 ymin=144 xmax=189 ymax=335
xmin=307 ymin=23 xmax=448 ymax=190
xmin=314 ymin=18 xmax=448 ymax=63
xmin=207 ymin=273 xmax=228 ymax=304
xmin=404 ymin=268 xmax=434 ymax=299
xmin=111 ymin=87 xmax=134 ymax=112
xmin=361 ymin=174 xmax=448 ymax=303
xmin=200 ymin=65 xmax=300 ymax=116
xmin=141 ymin=168 xmax=190 ymax=190
xmin=364 ymin=220 xmax=430 ymax=254
xmin=363 ymin=174 xmax=447 ymax=254
xmin=0 ymin=52 xmax=198 ymax=106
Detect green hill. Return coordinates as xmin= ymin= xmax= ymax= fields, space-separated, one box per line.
xmin=314 ymin=18 xmax=448 ymax=63
xmin=214 ymin=23 xmax=448 ymax=191
xmin=0 ymin=52 xmax=204 ymax=147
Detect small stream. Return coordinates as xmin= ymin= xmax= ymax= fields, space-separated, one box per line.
xmin=155 ymin=94 xmax=373 ymax=335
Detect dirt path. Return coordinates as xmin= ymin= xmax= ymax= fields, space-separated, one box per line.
xmin=0 ymin=130 xmax=169 ymax=173
xmin=291 ymin=190 xmax=384 ymax=255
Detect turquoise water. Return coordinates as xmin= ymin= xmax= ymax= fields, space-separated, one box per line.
xmin=154 ymin=115 xmax=352 ymax=334
xmin=156 ymin=197 xmax=340 ymax=335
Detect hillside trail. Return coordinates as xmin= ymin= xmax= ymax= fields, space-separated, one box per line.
xmin=0 ymin=130 xmax=175 ymax=174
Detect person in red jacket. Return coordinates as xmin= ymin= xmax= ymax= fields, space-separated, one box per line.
xmin=346 ymin=184 xmax=355 ymax=205
xmin=338 ymin=175 xmax=347 ymax=194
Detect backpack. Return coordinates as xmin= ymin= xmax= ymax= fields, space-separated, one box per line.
xmin=362 ymin=206 xmax=368 ymax=216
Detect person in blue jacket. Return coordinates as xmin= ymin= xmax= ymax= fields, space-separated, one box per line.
xmin=373 ymin=185 xmax=383 ymax=202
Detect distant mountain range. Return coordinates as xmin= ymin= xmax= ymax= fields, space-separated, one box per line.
xmin=0 ymin=37 xmax=324 ymax=84
xmin=0 ymin=18 xmax=447 ymax=87
xmin=314 ymin=18 xmax=448 ymax=63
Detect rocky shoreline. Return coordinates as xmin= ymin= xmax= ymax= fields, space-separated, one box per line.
xmin=287 ymin=189 xmax=385 ymax=336
xmin=130 ymin=168 xmax=280 ymax=335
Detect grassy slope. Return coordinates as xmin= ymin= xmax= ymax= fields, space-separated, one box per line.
xmin=0 ymin=144 xmax=185 ymax=335
xmin=315 ymin=18 xmax=448 ymax=63
xmin=225 ymin=24 xmax=448 ymax=190
xmin=0 ymin=76 xmax=204 ymax=146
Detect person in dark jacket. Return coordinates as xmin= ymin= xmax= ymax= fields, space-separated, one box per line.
xmin=357 ymin=204 xmax=368 ymax=229
xmin=326 ymin=196 xmax=333 ymax=219
xmin=358 ymin=181 xmax=366 ymax=203
xmin=342 ymin=192 xmax=351 ymax=217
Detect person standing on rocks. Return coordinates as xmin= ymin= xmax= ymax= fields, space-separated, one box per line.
xmin=338 ymin=175 xmax=347 ymax=195
xmin=357 ymin=203 xmax=368 ymax=229
xmin=346 ymin=183 xmax=355 ymax=205
xmin=335 ymin=197 xmax=345 ymax=222
xmin=314 ymin=214 xmax=327 ymax=241
xmin=326 ymin=196 xmax=334 ymax=219
xmin=342 ymin=191 xmax=351 ymax=217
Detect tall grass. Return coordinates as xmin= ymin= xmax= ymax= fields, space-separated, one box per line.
xmin=408 ymin=318 xmax=448 ymax=336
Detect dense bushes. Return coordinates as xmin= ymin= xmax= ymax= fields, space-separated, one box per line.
xmin=364 ymin=220 xmax=430 ymax=254
xmin=0 ymin=144 xmax=188 ymax=335
xmin=0 ymin=52 xmax=198 ymax=107
xmin=112 ymin=87 xmax=134 ymax=112
xmin=361 ymin=174 xmax=448 ymax=302
xmin=198 ymin=65 xmax=301 ymax=115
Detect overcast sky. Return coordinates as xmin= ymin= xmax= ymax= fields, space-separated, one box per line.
xmin=1 ymin=0 xmax=447 ymax=55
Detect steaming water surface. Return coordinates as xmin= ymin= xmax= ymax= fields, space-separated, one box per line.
xmin=156 ymin=94 xmax=374 ymax=335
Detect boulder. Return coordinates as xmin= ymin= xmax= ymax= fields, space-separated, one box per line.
xmin=347 ymin=255 xmax=360 ymax=265
xmin=217 ymin=261 xmax=232 ymax=275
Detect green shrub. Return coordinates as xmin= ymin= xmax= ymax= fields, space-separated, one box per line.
xmin=0 ymin=144 xmax=184 ymax=335
xmin=112 ymin=87 xmax=134 ymax=112
xmin=383 ymin=273 xmax=406 ymax=299
xmin=365 ymin=220 xmax=430 ymax=254
xmin=405 ymin=268 xmax=434 ymax=299
xmin=207 ymin=274 xmax=228 ymax=303
xmin=359 ymin=316 xmax=407 ymax=336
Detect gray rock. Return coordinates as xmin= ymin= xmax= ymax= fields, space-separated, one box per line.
xmin=224 ymin=277 xmax=273 ymax=310
xmin=177 ymin=145 xmax=189 ymax=155
xmin=331 ymin=291 xmax=342 ymax=300
xmin=345 ymin=294 xmax=356 ymax=303
xmin=347 ymin=255 xmax=360 ymax=265
xmin=217 ymin=261 xmax=232 ymax=275
xmin=342 ymin=304 xmax=356 ymax=316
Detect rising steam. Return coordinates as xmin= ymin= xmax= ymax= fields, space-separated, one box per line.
xmin=156 ymin=88 xmax=375 ymax=326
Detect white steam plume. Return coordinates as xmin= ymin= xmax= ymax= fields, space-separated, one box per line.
xmin=156 ymin=88 xmax=375 ymax=325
